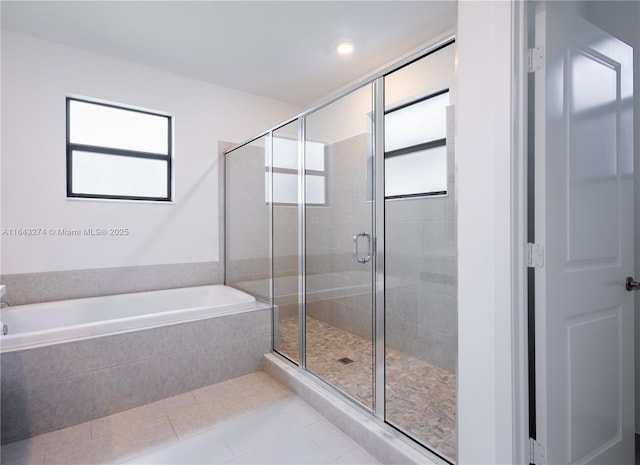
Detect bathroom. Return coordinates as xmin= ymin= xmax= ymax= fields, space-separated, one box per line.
xmin=1 ymin=2 xmax=639 ymax=465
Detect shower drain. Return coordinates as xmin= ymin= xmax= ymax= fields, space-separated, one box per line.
xmin=337 ymin=357 xmax=354 ymax=365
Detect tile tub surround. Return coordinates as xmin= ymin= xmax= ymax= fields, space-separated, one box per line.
xmin=0 ymin=371 xmax=381 ymax=465
xmin=0 ymin=261 xmax=223 ymax=306
xmin=0 ymin=307 xmax=271 ymax=444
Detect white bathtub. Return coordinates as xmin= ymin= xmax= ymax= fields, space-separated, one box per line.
xmin=0 ymin=285 xmax=268 ymax=352
xmin=1 ymin=284 xmax=273 ymax=443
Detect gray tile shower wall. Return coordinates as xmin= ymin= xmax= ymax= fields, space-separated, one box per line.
xmin=384 ymin=105 xmax=457 ymax=373
xmin=304 ymin=134 xmax=374 ymax=341
xmin=269 ymin=129 xmax=458 ymax=372
xmin=0 ymin=308 xmax=271 ymax=444
xmin=304 ymin=131 xmax=457 ymax=373
xmin=224 ymin=140 xmax=271 ymax=301
xmin=0 ymin=261 xmax=223 ymax=306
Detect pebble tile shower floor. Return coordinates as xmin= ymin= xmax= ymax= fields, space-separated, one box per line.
xmin=0 ymin=372 xmax=380 ymax=465
xmin=278 ymin=316 xmax=456 ymax=462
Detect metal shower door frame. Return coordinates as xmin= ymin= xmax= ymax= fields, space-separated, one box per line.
xmin=226 ymin=30 xmax=457 ymax=461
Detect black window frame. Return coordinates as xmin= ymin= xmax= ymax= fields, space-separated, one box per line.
xmin=384 ymin=88 xmax=449 ymax=200
xmin=66 ymin=97 xmax=173 ymax=202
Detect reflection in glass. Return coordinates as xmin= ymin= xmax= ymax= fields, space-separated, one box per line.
xmin=385 ymin=146 xmax=447 ymax=198
xmin=385 ymin=92 xmax=448 ymax=152
xmin=305 ymin=141 xmax=325 ymax=171
xmin=267 ymin=137 xmax=326 ymax=206
xmin=305 ymin=174 xmax=326 ymax=205
xmin=269 ymin=172 xmax=298 ymax=205
xmin=272 ymin=136 xmax=298 ymax=170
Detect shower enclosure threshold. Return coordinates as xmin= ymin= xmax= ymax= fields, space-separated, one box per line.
xmin=263 ymin=353 xmax=450 ymax=465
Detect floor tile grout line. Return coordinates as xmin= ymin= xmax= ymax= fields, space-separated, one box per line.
xmin=165 ymin=415 xmax=180 ymax=443
xmin=218 ymin=430 xmax=237 ymax=463
xmin=218 ymin=414 xmax=325 ymax=465
xmin=171 ymin=417 xmax=219 ymax=443
xmin=167 ymin=391 xmax=296 ymax=443
xmin=298 ymin=418 xmax=359 ymax=464
xmin=7 ymin=372 xmax=383 ymax=465
xmin=90 ymin=393 xmax=201 ymax=441
xmin=325 ymin=448 xmax=355 ymax=465
xmin=106 ymin=416 xmax=180 ymax=465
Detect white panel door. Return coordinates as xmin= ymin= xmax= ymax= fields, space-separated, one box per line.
xmin=534 ymin=2 xmax=635 ymax=464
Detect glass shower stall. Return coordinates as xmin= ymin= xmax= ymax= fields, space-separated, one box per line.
xmin=225 ymin=38 xmax=457 ymax=463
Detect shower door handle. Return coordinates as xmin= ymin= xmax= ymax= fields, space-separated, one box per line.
xmin=353 ymin=232 xmax=372 ymax=264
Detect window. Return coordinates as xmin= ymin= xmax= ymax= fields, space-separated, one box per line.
xmin=66 ymin=97 xmax=172 ymax=201
xmin=266 ymin=136 xmax=326 ymax=205
xmin=384 ymin=90 xmax=449 ymax=199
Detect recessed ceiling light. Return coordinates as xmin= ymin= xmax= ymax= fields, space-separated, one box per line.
xmin=336 ymin=41 xmax=354 ymax=56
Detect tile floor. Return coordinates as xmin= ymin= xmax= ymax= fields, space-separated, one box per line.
xmin=0 ymin=372 xmax=380 ymax=465
xmin=278 ymin=316 xmax=456 ymax=462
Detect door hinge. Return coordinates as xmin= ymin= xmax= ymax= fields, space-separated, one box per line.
xmin=527 ymin=243 xmax=544 ymax=268
xmin=529 ymin=437 xmax=546 ymax=465
xmin=528 ymin=45 xmax=544 ymax=72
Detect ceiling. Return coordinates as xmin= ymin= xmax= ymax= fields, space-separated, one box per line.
xmin=0 ymin=1 xmax=457 ymax=107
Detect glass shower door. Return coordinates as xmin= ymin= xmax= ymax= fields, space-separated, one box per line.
xmin=383 ymin=43 xmax=457 ymax=462
xmin=225 ymin=136 xmax=270 ymax=302
xmin=272 ymin=120 xmax=301 ymax=363
xmin=304 ymin=84 xmax=375 ymax=408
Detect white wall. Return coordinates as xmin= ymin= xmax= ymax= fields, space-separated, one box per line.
xmin=456 ymin=1 xmax=514 ymax=463
xmin=0 ymin=29 xmax=300 ymax=275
